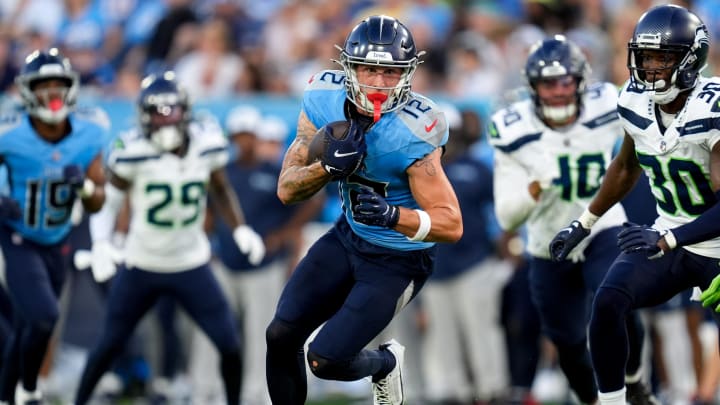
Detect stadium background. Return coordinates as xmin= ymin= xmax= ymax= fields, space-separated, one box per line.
xmin=1 ymin=0 xmax=720 ymax=404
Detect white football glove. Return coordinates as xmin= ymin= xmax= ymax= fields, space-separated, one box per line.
xmin=74 ymin=240 xmax=123 ymax=283
xmin=233 ymin=225 xmax=265 ymax=266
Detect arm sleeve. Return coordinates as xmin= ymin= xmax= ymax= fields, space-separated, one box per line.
xmin=88 ymin=182 xmax=126 ymax=243
xmin=493 ymin=151 xmax=536 ymax=231
xmin=671 ymin=190 xmax=720 ymax=247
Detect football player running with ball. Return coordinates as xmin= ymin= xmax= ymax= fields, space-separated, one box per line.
xmin=549 ymin=5 xmax=720 ymax=405
xmin=72 ymin=72 xmax=265 ymax=405
xmin=489 ymin=36 xmax=653 ymax=405
xmin=266 ymin=15 xmax=462 ymax=405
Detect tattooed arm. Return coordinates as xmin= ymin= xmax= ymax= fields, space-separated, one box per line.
xmin=394 ymin=148 xmax=463 ymax=243
xmin=277 ymin=110 xmax=333 ymax=204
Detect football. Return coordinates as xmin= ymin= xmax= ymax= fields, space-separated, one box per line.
xmin=306 ymin=120 xmax=351 ymax=164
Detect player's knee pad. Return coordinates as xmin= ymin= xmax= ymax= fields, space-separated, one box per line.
xmin=306 ymin=350 xmax=344 ymax=380
xmin=266 ymin=318 xmax=307 ymax=351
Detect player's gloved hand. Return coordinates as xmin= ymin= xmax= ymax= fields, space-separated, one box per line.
xmin=700 ymin=273 xmax=720 ymax=313
xmin=233 ymin=225 xmax=266 ymax=266
xmin=352 ymin=186 xmax=400 ymax=228
xmin=0 ymin=196 xmax=21 ymax=220
xmin=63 ymin=164 xmax=85 ymax=188
xmin=89 ymin=240 xmax=123 ymax=283
xmin=549 ymin=220 xmax=590 ymax=262
xmin=320 ymin=119 xmax=366 ymax=180
xmin=617 ymin=222 xmax=665 ymax=259
xmin=63 ymin=164 xmax=96 ymax=198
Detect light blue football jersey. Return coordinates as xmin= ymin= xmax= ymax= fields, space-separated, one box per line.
xmin=303 ymin=70 xmax=448 ymax=251
xmin=0 ymin=108 xmax=108 ymax=244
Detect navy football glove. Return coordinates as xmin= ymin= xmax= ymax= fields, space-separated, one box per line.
xmin=63 ymin=164 xmax=85 ymax=189
xmin=352 ymin=186 xmax=400 ymax=228
xmin=617 ymin=222 xmax=665 ymax=259
xmin=549 ymin=220 xmax=590 ymax=262
xmin=320 ymin=119 xmax=366 ymax=180
xmin=0 ymin=196 xmax=21 ymax=220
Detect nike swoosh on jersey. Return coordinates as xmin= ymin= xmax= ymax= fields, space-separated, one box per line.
xmin=425 ymin=119 xmax=438 ymax=132
xmin=334 ymin=150 xmax=358 ymax=157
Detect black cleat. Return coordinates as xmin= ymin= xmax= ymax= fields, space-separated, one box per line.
xmin=626 ymin=381 xmax=661 ymax=405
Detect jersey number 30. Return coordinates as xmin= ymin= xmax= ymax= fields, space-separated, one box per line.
xmin=638 ymin=154 xmax=715 ymax=216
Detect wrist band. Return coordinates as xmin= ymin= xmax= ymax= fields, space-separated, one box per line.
xmin=578 ymin=208 xmax=600 ymax=229
xmin=408 ymin=209 xmax=431 ymax=241
xmin=663 ymin=229 xmax=678 ymax=249
xmin=79 ymin=179 xmax=96 ymax=199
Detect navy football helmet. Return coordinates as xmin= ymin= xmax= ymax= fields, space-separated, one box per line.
xmin=628 ymin=4 xmax=709 ymax=104
xmin=523 ymin=35 xmax=590 ymax=124
xmin=15 ymin=48 xmax=79 ymax=124
xmin=336 ymin=15 xmax=423 ymax=118
xmin=137 ymin=71 xmax=191 ymax=152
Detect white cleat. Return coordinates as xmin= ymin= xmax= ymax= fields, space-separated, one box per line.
xmin=372 ymin=339 xmax=405 ymax=405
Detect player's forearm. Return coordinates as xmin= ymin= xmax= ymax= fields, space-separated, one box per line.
xmin=588 ymin=161 xmax=641 ymax=217
xmin=277 ymin=162 xmax=330 ymax=204
xmin=81 ymin=156 xmax=106 ymax=213
xmin=494 ymin=184 xmax=535 ymax=231
xmin=669 ymin=191 xmax=720 ymax=247
xmin=394 ymin=205 xmax=463 ymax=243
xmin=81 ymin=186 xmax=105 ymax=213
xmin=89 ymin=183 xmax=124 ymax=242
xmin=209 ymin=185 xmax=245 ymax=228
xmin=424 ymin=205 xmax=463 ymax=243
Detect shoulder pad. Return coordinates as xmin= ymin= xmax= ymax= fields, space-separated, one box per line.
xmin=398 ymin=94 xmax=447 ymax=147
xmin=111 ymin=128 xmax=141 ymax=151
xmin=618 ymin=79 xmax=644 ymax=103
xmin=488 ymin=101 xmax=536 ymax=143
xmin=306 ymin=70 xmax=346 ymax=91
xmin=189 ymin=111 xmax=224 ymax=138
xmin=192 ymin=109 xmax=222 ymax=129
xmin=188 ymin=115 xmax=225 ymax=141
xmin=0 ymin=110 xmax=23 ymax=136
xmin=675 ymin=77 xmax=720 ymax=137
xmin=583 ymin=82 xmax=618 ymax=104
xmin=74 ymin=106 xmax=111 ymax=130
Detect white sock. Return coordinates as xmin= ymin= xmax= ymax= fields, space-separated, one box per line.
xmin=15 ymin=387 xmax=42 ymax=403
xmin=598 ymin=387 xmax=626 ymax=405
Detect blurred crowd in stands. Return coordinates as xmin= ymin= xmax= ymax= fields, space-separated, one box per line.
xmin=0 ymin=0 xmax=718 ymax=104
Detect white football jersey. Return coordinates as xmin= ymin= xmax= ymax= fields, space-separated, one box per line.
xmin=618 ymin=76 xmax=720 ymax=258
xmin=490 ymin=82 xmax=627 ymax=259
xmin=108 ymin=120 xmax=229 ymax=272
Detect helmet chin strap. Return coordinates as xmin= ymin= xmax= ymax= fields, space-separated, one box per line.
xmin=651 ymin=86 xmax=680 ymax=105
xmin=366 ymin=93 xmax=387 ymax=122
xmin=645 ymin=72 xmax=680 ymax=105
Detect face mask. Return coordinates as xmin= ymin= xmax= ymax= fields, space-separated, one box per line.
xmin=541 ymin=103 xmax=577 ymax=124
